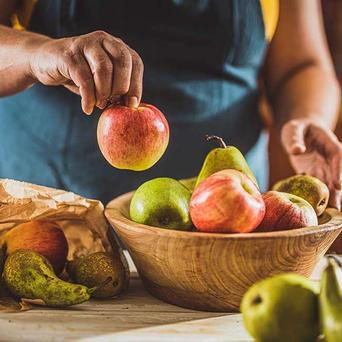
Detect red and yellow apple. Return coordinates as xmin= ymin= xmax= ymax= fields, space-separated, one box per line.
xmin=257 ymin=191 xmax=318 ymax=232
xmin=3 ymin=220 xmax=69 ymax=274
xmin=97 ymin=103 xmax=169 ymax=171
xmin=190 ymin=169 xmax=265 ymax=233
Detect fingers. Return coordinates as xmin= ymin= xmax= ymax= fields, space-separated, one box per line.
xmin=329 ymin=188 xmax=342 ymax=211
xmin=61 ymin=31 xmax=144 ymax=113
xmin=281 ymin=120 xmax=307 ymax=155
xmin=331 ymin=151 xmax=342 ymax=190
xmin=67 ymin=53 xmax=96 ymax=115
xmin=102 ymin=38 xmax=144 ymax=108
xmin=84 ymin=45 xmax=113 ymax=109
xmin=63 ymin=82 xmax=80 ymax=95
xmin=102 ymin=38 xmax=134 ymax=105
xmin=124 ymin=47 xmax=144 ymax=108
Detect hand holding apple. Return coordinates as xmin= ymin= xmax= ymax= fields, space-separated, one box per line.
xmin=190 ymin=169 xmax=265 ymax=233
xmin=97 ymin=103 xmax=169 ymax=171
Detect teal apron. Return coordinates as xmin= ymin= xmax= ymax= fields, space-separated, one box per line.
xmin=0 ymin=0 xmax=268 ymax=204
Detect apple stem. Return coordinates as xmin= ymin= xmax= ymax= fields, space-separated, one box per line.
xmin=205 ymin=135 xmax=227 ymax=148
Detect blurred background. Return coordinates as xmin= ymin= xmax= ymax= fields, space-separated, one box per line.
xmin=266 ymin=0 xmax=342 ymax=187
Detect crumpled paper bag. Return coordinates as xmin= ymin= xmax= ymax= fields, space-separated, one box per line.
xmin=0 ymin=178 xmax=129 ymax=311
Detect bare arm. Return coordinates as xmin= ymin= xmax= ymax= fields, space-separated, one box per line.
xmin=264 ymin=0 xmax=342 ymax=209
xmin=264 ymin=0 xmax=340 ymax=130
xmin=0 ymin=25 xmax=50 ymax=96
xmin=0 ymin=0 xmax=46 ymax=95
xmin=0 ymin=0 xmax=144 ymax=113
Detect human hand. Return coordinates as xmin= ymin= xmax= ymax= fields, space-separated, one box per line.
xmin=28 ymin=30 xmax=144 ymax=114
xmin=281 ymin=119 xmax=342 ymax=210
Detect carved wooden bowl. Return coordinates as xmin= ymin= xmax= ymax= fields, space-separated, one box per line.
xmin=105 ymin=191 xmax=342 ymax=312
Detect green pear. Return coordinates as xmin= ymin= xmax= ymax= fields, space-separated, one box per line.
xmin=130 ymin=177 xmax=192 ymax=230
xmin=241 ymin=273 xmax=319 ymax=342
xmin=272 ymin=175 xmax=329 ymax=216
xmin=67 ymin=252 xmax=129 ymax=299
xmin=178 ymin=177 xmax=197 ymax=192
xmin=0 ymin=247 xmax=4 ymax=274
xmin=4 ymin=249 xmax=94 ymax=307
xmin=195 ymin=135 xmax=258 ymax=188
xmin=320 ymin=256 xmax=342 ymax=341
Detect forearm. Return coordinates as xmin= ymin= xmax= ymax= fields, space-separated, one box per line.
xmin=0 ymin=25 xmax=50 ymax=96
xmin=270 ymin=63 xmax=341 ymax=131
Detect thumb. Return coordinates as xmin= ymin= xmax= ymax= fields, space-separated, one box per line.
xmin=281 ymin=120 xmax=307 ymax=155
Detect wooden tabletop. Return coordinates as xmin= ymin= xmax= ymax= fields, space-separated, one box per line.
xmin=0 ymin=252 xmax=328 ymax=342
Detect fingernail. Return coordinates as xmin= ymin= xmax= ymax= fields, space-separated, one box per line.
xmin=128 ymin=96 xmax=139 ymax=109
xmin=83 ymin=106 xmax=92 ymax=115
xmin=97 ymin=100 xmax=107 ymax=109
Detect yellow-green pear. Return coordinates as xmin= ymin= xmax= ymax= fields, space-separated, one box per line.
xmin=241 ymin=273 xmax=319 ymax=342
xmin=320 ymin=256 xmax=342 ymax=341
xmin=0 ymin=247 xmax=4 ymax=274
xmin=4 ymin=249 xmax=93 ymax=307
xmin=67 ymin=252 xmax=129 ymax=299
xmin=195 ymin=135 xmax=258 ymax=188
xmin=272 ymin=175 xmax=329 ymax=216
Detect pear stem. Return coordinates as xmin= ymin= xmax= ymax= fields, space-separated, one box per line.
xmin=205 ymin=135 xmax=227 ymax=148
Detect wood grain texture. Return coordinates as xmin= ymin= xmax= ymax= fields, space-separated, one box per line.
xmin=105 ymin=192 xmax=342 ymax=312
xmin=0 ymin=275 xmax=223 ymax=342
xmin=0 ymin=256 xmax=331 ymax=342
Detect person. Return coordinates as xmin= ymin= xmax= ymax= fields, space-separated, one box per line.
xmin=0 ymin=0 xmax=341 ymax=209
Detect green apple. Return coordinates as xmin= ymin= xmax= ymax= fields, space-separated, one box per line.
xmin=130 ymin=178 xmax=192 ymax=230
xmin=240 ymin=274 xmax=319 ymax=342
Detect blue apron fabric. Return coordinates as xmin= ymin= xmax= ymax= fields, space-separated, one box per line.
xmin=0 ymin=0 xmax=268 ymax=204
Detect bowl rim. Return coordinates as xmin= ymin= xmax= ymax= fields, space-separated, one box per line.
xmin=105 ymin=191 xmax=342 ymax=240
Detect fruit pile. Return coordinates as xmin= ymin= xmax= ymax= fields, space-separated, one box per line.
xmin=0 ymin=220 xmax=128 ymax=307
xmin=130 ymin=135 xmax=329 ymax=233
xmin=241 ymin=256 xmax=342 ymax=341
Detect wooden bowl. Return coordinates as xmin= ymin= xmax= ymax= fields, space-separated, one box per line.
xmin=105 ymin=192 xmax=342 ymax=312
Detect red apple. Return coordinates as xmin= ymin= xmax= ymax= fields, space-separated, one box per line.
xmin=97 ymin=103 xmax=169 ymax=171
xmin=3 ymin=220 xmax=69 ymax=274
xmin=190 ymin=169 xmax=265 ymax=233
xmin=257 ymin=191 xmax=318 ymax=232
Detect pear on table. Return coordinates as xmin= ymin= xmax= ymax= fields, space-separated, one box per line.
xmin=241 ymin=273 xmax=320 ymax=342
xmin=195 ymin=135 xmax=258 ymax=189
xmin=319 ymin=256 xmax=342 ymax=341
xmin=3 ymin=250 xmax=93 ymax=307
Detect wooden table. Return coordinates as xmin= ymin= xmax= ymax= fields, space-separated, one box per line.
xmin=0 ymin=252 xmax=328 ymax=342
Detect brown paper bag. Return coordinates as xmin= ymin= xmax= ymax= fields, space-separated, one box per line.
xmin=0 ymin=178 xmax=129 ymax=311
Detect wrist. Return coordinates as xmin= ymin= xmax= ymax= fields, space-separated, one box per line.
xmin=21 ymin=32 xmax=52 ymax=82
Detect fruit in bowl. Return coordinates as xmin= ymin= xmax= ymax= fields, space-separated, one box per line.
xmin=105 ymin=190 xmax=342 ymax=312
xmin=272 ymin=174 xmax=329 ymax=216
xmin=257 ymin=191 xmax=318 ymax=232
xmin=97 ymin=103 xmax=169 ymax=171
xmin=190 ymin=169 xmax=265 ymax=233
xmin=195 ymin=135 xmax=258 ymax=189
xmin=130 ymin=177 xmax=192 ymax=230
